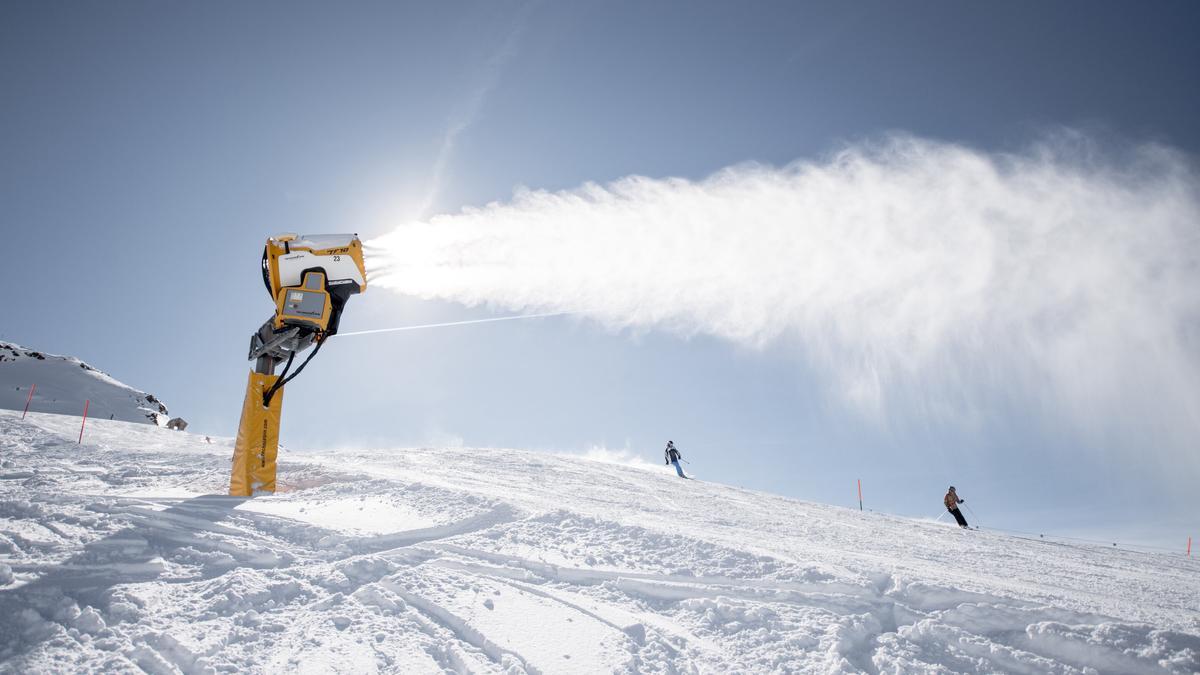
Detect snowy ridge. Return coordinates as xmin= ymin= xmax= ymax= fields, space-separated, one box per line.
xmin=0 ymin=342 xmax=168 ymax=425
xmin=0 ymin=410 xmax=1197 ymax=673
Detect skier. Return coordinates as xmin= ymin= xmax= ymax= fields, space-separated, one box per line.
xmin=944 ymin=486 xmax=969 ymax=528
xmin=664 ymin=441 xmax=686 ymax=478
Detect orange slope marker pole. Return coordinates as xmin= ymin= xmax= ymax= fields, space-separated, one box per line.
xmin=857 ymin=479 xmax=863 ymax=511
xmin=78 ymin=399 xmax=89 ymax=444
xmin=21 ymin=383 xmax=36 ymax=420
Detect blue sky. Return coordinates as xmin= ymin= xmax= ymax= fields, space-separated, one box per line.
xmin=2 ymin=1 xmax=1198 ymax=547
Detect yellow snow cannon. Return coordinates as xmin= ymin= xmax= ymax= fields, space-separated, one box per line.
xmin=229 ymin=233 xmax=367 ymax=496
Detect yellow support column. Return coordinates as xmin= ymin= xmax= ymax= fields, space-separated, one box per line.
xmin=229 ymin=371 xmax=283 ymax=496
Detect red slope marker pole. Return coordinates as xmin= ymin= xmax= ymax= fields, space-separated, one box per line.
xmin=21 ymin=383 xmax=36 ymax=420
xmin=857 ymin=478 xmax=863 ymax=511
xmin=1188 ymin=537 xmax=1192 ymax=557
xmin=78 ymin=399 xmax=89 ymax=444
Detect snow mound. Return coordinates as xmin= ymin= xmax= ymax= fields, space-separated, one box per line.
xmin=0 ymin=342 xmax=168 ymax=425
xmin=0 ymin=411 xmax=1197 ymax=673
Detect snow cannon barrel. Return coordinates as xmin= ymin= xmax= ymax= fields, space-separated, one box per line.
xmin=262 ymin=233 xmax=367 ymax=338
xmin=230 ymin=233 xmax=368 ymax=497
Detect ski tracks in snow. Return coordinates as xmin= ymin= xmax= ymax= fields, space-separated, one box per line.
xmin=0 ymin=411 xmax=1198 ymax=673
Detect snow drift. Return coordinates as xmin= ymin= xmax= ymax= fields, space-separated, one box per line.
xmin=1 ymin=410 xmax=1197 ymax=673
xmin=0 ymin=342 xmax=168 ymax=425
xmin=367 ymin=135 xmax=1200 ymax=475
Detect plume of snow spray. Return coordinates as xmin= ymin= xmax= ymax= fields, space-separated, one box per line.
xmin=367 ymin=134 xmax=1200 ymax=471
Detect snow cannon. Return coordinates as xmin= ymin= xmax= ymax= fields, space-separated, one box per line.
xmin=229 ymin=233 xmax=367 ymax=496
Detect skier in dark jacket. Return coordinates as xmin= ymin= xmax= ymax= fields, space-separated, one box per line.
xmin=664 ymin=441 xmax=686 ymax=478
xmin=944 ymin=486 xmax=969 ymax=528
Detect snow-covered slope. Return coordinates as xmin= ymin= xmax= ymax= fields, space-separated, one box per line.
xmin=0 ymin=343 xmax=168 ymax=425
xmin=0 ymin=411 xmax=1197 ymax=674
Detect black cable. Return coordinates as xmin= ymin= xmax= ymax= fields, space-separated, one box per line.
xmin=261 ymin=351 xmax=295 ymax=407
xmin=262 ymin=336 xmax=324 ymax=407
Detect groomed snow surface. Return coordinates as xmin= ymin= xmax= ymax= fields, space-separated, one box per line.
xmin=1 ymin=411 xmax=1197 ymax=674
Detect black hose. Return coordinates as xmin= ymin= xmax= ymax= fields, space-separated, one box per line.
xmin=261 ymin=351 xmax=295 ymax=407
xmin=262 ymin=336 xmax=324 ymax=407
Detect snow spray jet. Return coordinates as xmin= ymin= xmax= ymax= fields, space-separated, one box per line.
xmin=366 ymin=134 xmax=1200 ymax=477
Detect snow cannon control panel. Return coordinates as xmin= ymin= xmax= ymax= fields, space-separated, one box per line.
xmin=275 ymin=271 xmax=333 ymax=333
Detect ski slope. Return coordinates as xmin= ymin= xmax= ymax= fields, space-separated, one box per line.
xmin=0 ymin=342 xmax=169 ymax=425
xmin=1 ymin=410 xmax=1197 ymax=674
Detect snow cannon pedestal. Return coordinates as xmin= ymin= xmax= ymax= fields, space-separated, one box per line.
xmin=229 ymin=371 xmax=283 ymax=496
xmin=227 ymin=233 xmax=366 ymax=497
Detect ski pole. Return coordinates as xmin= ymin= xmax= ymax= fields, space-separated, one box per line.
xmin=963 ymin=503 xmax=980 ymax=525
xmin=21 ymin=383 xmax=36 ymax=420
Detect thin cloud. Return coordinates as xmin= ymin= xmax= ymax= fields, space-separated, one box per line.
xmin=417 ymin=7 xmax=530 ymax=218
